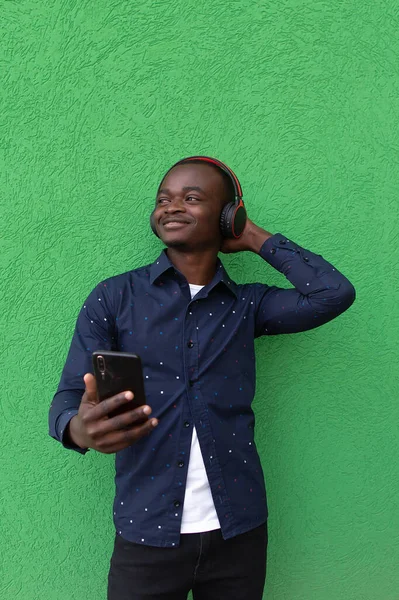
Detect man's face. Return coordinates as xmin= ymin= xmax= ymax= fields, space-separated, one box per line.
xmin=152 ymin=163 xmax=228 ymax=250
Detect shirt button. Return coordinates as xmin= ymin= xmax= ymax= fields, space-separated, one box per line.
xmin=270 ymin=248 xmax=276 ymax=254
xmin=187 ymin=341 xmax=194 ymax=348
xmin=177 ymin=460 xmax=185 ymax=468
xmin=174 ymin=500 xmax=181 ymax=507
xmin=184 ymin=421 xmax=190 ymax=428
xmin=303 ymin=257 xmax=309 ymax=262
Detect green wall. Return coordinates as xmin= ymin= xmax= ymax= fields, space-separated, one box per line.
xmin=1 ymin=1 xmax=398 ymax=599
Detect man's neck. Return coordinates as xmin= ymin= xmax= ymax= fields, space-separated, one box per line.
xmin=165 ymin=247 xmax=218 ymax=286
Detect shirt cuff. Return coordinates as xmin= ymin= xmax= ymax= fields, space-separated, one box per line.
xmin=57 ymin=410 xmax=89 ymax=455
xmin=259 ymin=233 xmax=307 ymax=269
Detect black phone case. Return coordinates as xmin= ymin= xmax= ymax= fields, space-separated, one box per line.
xmin=92 ymin=351 xmax=147 ymax=417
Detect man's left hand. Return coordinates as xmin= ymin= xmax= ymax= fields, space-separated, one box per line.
xmin=220 ymin=217 xmax=273 ymax=254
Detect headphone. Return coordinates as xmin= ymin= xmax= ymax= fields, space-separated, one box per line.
xmin=150 ymin=155 xmax=247 ymax=239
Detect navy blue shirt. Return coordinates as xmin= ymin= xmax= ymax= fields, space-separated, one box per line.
xmin=49 ymin=233 xmax=355 ymax=547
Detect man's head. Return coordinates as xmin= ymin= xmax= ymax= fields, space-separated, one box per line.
xmin=151 ymin=160 xmax=236 ymax=250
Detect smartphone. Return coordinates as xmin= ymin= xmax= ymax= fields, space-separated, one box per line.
xmin=92 ymin=351 xmax=147 ymax=418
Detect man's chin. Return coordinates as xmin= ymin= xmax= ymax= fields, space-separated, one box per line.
xmin=160 ymin=229 xmax=192 ymax=248
xmin=163 ymin=238 xmax=190 ymax=248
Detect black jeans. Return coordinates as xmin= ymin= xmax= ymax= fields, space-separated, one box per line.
xmin=108 ymin=523 xmax=268 ymax=600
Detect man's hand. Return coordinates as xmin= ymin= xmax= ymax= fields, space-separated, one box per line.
xmin=66 ymin=373 xmax=158 ymax=454
xmin=220 ymin=217 xmax=273 ymax=254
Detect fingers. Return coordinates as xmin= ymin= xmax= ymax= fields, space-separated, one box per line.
xmin=83 ymin=390 xmax=136 ymax=421
xmin=94 ymin=417 xmax=159 ymax=454
xmin=89 ymin=405 xmax=154 ymax=437
xmin=83 ymin=373 xmax=98 ymax=403
xmin=78 ymin=378 xmax=159 ymax=453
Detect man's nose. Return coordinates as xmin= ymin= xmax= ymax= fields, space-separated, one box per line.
xmin=165 ymin=198 xmax=186 ymax=212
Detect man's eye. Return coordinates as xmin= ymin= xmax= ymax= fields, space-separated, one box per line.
xmin=157 ymin=196 xmax=199 ymax=204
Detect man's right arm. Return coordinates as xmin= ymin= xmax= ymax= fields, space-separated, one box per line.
xmin=48 ymin=281 xmax=115 ymax=453
xmin=48 ymin=281 xmax=158 ymax=454
xmin=49 ymin=391 xmax=86 ymax=453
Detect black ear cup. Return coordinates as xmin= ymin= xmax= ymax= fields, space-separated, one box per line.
xmin=231 ymin=205 xmax=247 ymax=238
xmin=219 ymin=203 xmax=237 ymax=238
xmin=220 ymin=202 xmax=247 ymax=238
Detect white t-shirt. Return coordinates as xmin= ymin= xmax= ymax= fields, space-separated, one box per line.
xmin=180 ymin=283 xmax=221 ymax=534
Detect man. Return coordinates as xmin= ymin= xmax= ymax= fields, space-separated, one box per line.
xmin=49 ymin=156 xmax=356 ymax=600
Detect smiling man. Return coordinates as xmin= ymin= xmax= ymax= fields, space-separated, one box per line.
xmin=49 ymin=156 xmax=356 ymax=600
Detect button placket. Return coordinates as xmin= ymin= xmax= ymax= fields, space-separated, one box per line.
xmin=185 ymin=305 xmax=199 ymax=391
xmin=175 ymin=302 xmax=199 ymax=520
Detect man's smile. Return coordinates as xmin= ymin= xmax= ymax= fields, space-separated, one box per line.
xmin=163 ymin=222 xmax=189 ymax=229
xmin=161 ymin=217 xmax=192 ymax=229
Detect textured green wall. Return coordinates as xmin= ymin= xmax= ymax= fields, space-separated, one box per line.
xmin=1 ymin=1 xmax=398 ymax=599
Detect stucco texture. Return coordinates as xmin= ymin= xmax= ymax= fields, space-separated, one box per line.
xmin=1 ymin=1 xmax=398 ymax=599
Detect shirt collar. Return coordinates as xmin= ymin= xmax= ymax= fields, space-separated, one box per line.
xmin=149 ymin=249 xmax=238 ymax=297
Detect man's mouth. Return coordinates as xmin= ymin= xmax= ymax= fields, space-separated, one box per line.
xmin=162 ymin=221 xmax=190 ymax=229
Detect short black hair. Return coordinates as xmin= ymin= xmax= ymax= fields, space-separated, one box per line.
xmin=158 ymin=159 xmax=236 ymax=208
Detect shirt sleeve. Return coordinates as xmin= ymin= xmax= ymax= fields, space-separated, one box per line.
xmin=254 ymin=233 xmax=356 ymax=337
xmin=48 ymin=281 xmax=116 ymax=452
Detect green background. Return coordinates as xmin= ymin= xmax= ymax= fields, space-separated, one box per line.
xmin=1 ymin=1 xmax=398 ymax=599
